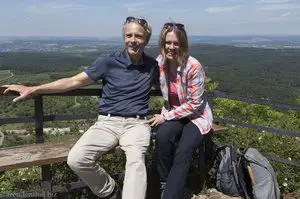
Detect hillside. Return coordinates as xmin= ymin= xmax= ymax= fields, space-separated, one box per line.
xmin=0 ymin=44 xmax=299 ymax=105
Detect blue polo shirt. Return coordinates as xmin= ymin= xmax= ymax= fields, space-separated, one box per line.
xmin=85 ymin=50 xmax=159 ymax=116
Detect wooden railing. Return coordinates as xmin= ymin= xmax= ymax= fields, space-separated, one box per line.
xmin=0 ymin=88 xmax=299 ymax=198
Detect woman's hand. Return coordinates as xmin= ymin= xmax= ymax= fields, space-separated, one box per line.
xmin=148 ymin=114 xmax=165 ymax=127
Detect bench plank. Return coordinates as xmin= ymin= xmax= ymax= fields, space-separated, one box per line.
xmin=0 ymin=124 xmax=226 ymax=172
xmin=212 ymin=124 xmax=228 ymax=134
xmin=0 ymin=139 xmax=75 ymax=172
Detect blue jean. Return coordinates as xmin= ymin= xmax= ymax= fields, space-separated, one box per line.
xmin=155 ymin=119 xmax=205 ymax=199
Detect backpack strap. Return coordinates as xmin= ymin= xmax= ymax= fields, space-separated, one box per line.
xmin=231 ymin=146 xmax=247 ymax=198
xmin=236 ymin=148 xmax=253 ymax=199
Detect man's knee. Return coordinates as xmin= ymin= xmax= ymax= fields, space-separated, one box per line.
xmin=67 ymin=147 xmax=81 ymax=171
xmin=125 ymin=149 xmax=146 ymax=168
xmin=67 ymin=146 xmax=94 ymax=171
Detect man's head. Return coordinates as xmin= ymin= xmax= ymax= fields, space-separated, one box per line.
xmin=122 ymin=17 xmax=152 ymax=62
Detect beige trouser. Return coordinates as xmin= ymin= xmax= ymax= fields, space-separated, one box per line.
xmin=67 ymin=115 xmax=151 ymax=199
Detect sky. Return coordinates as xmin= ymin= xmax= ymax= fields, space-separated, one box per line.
xmin=0 ymin=0 xmax=300 ymax=37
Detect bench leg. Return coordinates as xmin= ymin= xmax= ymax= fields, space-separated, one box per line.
xmin=146 ymin=154 xmax=161 ymax=199
xmin=41 ymin=165 xmax=52 ymax=199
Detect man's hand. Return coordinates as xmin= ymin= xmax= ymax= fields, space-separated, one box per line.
xmin=1 ymin=84 xmax=36 ymax=102
xmin=148 ymin=114 xmax=165 ymax=127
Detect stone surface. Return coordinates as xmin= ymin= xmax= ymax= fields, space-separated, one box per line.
xmin=283 ymin=192 xmax=299 ymax=199
xmin=191 ymin=188 xmax=243 ymax=199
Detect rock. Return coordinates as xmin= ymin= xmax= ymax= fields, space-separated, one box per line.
xmin=192 ymin=188 xmax=243 ymax=199
xmin=43 ymin=127 xmax=70 ymax=135
xmin=283 ymin=192 xmax=299 ymax=199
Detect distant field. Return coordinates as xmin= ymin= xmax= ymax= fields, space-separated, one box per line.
xmin=0 ymin=70 xmax=10 ymax=77
xmin=1 ymin=44 xmax=299 ymax=105
xmin=0 ymin=70 xmax=10 ymax=74
xmin=0 ymin=74 xmax=7 ymax=79
xmin=0 ymin=70 xmax=14 ymax=82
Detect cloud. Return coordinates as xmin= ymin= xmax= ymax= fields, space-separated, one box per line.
xmin=282 ymin=12 xmax=292 ymax=17
xmin=231 ymin=13 xmax=299 ymax=24
xmin=45 ymin=3 xmax=86 ymax=10
xmin=257 ymin=3 xmax=300 ymax=10
xmin=205 ymin=6 xmax=242 ymax=13
xmin=25 ymin=3 xmax=86 ymax=13
xmin=256 ymin=0 xmax=295 ymax=3
xmin=123 ymin=2 xmax=150 ymax=12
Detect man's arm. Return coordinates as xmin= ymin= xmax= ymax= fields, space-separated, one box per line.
xmin=2 ymin=72 xmax=93 ymax=102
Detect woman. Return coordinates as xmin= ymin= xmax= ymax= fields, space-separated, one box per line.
xmin=148 ymin=22 xmax=213 ymax=199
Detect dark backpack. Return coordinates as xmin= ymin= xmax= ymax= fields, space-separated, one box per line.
xmin=214 ymin=143 xmax=280 ymax=199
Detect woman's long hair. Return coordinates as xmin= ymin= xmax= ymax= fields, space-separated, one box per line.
xmin=158 ymin=25 xmax=189 ymax=66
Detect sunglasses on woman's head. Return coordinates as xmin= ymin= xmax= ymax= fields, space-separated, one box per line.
xmin=164 ymin=23 xmax=185 ymax=30
xmin=125 ymin=16 xmax=148 ymax=28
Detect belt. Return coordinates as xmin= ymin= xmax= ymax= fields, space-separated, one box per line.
xmin=99 ymin=113 xmax=149 ymax=119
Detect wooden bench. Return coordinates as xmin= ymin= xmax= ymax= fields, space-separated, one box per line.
xmin=0 ymin=124 xmax=227 ymax=172
xmin=0 ymin=139 xmax=75 ymax=172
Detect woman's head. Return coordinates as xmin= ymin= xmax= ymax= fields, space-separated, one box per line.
xmin=159 ymin=23 xmax=189 ymax=66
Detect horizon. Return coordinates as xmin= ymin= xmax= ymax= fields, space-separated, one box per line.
xmin=1 ymin=0 xmax=300 ymax=36
xmin=1 ymin=34 xmax=300 ymax=39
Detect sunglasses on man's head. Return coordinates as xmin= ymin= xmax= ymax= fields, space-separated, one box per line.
xmin=125 ymin=16 xmax=148 ymax=28
xmin=163 ymin=23 xmax=185 ymax=30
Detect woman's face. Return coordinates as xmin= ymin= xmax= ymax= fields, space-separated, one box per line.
xmin=164 ymin=31 xmax=180 ymax=61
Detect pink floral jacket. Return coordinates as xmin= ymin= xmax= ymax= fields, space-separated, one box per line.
xmin=156 ymin=55 xmax=213 ymax=135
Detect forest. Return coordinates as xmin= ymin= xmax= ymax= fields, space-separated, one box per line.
xmin=1 ymin=44 xmax=299 ymax=105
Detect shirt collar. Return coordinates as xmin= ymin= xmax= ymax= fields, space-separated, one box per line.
xmin=121 ymin=50 xmax=145 ymax=68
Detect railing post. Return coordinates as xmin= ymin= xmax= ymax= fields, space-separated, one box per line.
xmin=35 ymin=95 xmax=44 ymax=144
xmin=35 ymin=95 xmax=52 ymax=199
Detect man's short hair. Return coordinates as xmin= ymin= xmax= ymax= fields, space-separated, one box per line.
xmin=123 ymin=16 xmax=152 ymax=44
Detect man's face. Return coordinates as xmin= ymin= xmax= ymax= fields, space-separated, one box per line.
xmin=123 ymin=23 xmax=147 ymax=60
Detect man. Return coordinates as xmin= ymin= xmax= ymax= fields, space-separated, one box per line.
xmin=2 ymin=16 xmax=158 ymax=199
